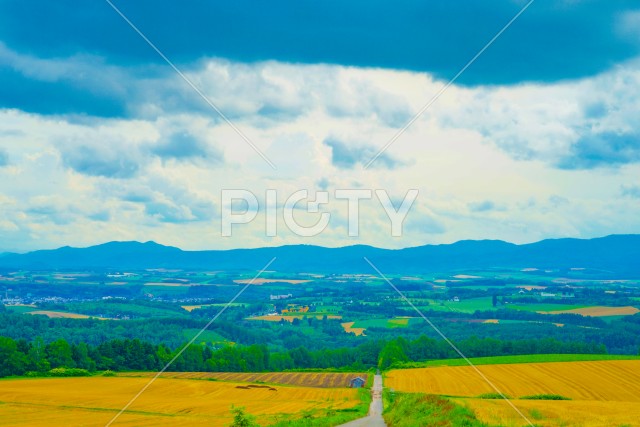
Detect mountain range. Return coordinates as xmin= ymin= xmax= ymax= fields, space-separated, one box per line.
xmin=0 ymin=234 xmax=638 ymax=275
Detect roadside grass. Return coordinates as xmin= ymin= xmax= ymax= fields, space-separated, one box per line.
xmin=392 ymin=353 xmax=640 ymax=369
xmin=383 ymin=391 xmax=489 ymax=427
xmin=265 ymin=388 xmax=371 ymax=427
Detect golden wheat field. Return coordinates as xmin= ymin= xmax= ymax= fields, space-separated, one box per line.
xmin=459 ymin=398 xmax=640 ymax=427
xmin=119 ymin=371 xmax=368 ymax=388
xmin=543 ymin=305 xmax=640 ymax=317
xmin=341 ymin=322 xmax=366 ymax=336
xmin=26 ymin=310 xmax=90 ymax=319
xmin=387 ymin=360 xmax=640 ymax=426
xmin=0 ymin=376 xmax=360 ymax=426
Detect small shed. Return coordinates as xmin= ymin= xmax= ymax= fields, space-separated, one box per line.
xmin=349 ymin=377 xmax=366 ymax=388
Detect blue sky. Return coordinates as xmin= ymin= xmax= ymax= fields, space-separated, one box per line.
xmin=0 ymin=0 xmax=639 ymax=251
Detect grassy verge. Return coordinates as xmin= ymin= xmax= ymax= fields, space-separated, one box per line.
xmin=392 ymin=353 xmax=640 ymax=368
xmin=383 ymin=391 xmax=489 ymax=427
xmin=264 ymin=388 xmax=371 ymax=427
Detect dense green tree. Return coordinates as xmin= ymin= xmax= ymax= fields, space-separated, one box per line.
xmin=46 ymin=339 xmax=75 ymax=368
xmin=378 ymin=339 xmax=409 ymax=369
xmin=0 ymin=337 xmax=27 ymax=377
xmin=27 ymin=336 xmax=50 ymax=372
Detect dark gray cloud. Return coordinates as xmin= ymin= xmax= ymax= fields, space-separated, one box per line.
xmin=0 ymin=149 xmax=8 ymax=166
xmin=558 ymin=131 xmax=640 ymax=169
xmin=25 ymin=203 xmax=72 ymax=225
xmin=1 ymin=0 xmax=638 ymax=91
xmin=316 ymin=177 xmax=330 ymax=190
xmin=89 ymin=210 xmax=111 ymax=222
xmin=324 ymin=138 xmax=404 ymax=169
xmin=468 ymin=200 xmax=500 ymax=212
xmin=549 ymin=195 xmax=570 ymax=206
xmin=621 ymin=185 xmax=640 ymax=198
xmin=144 ymin=195 xmax=215 ymax=224
xmin=150 ymin=131 xmax=223 ymax=164
xmin=112 ymin=180 xmax=216 ymax=223
xmin=405 ymin=212 xmax=446 ymax=235
xmin=60 ymin=143 xmax=141 ymax=179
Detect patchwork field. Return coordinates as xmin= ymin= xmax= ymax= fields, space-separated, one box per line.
xmin=387 ymin=360 xmax=640 ymax=426
xmin=233 ymin=278 xmax=311 ymax=285
xmin=542 ymin=305 xmax=640 ymax=317
xmin=342 ymin=321 xmax=366 ymax=336
xmin=26 ymin=310 xmax=91 ymax=319
xmin=341 ymin=317 xmax=417 ymax=335
xmin=119 ymin=371 xmax=368 ymax=388
xmin=249 ymin=314 xmax=342 ymax=322
xmin=0 ymin=376 xmax=361 ymax=426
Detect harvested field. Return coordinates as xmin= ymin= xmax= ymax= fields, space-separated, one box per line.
xmin=341 ymin=321 xmax=366 ymax=336
xmin=144 ymin=282 xmax=193 ymax=287
xmin=233 ymin=278 xmax=311 ymax=285
xmin=181 ymin=304 xmax=216 ymax=312
xmin=386 ymin=360 xmax=640 ymax=401
xmin=461 ymin=398 xmax=640 ymax=427
xmin=388 ymin=361 xmax=640 ymax=426
xmin=0 ymin=376 xmax=360 ymax=426
xmin=541 ymin=305 xmax=640 ymax=317
xmin=26 ymin=310 xmax=90 ymax=319
xmin=516 ymin=285 xmax=547 ymax=290
xmin=119 ymin=371 xmax=368 ymax=388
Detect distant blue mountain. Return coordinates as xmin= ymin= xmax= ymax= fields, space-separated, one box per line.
xmin=0 ymin=235 xmax=638 ymax=275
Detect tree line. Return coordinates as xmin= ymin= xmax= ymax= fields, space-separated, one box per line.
xmin=0 ymin=333 xmax=608 ymax=378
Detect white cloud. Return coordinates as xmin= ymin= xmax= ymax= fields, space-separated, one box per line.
xmin=1 ymin=53 xmax=640 ymax=251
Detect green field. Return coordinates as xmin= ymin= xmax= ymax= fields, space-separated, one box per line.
xmin=182 ymin=329 xmax=232 ymax=345
xmin=66 ymin=301 xmax=187 ymax=318
xmin=4 ymin=305 xmax=38 ymax=314
xmin=507 ymin=303 xmax=588 ymax=312
xmin=418 ymin=297 xmax=495 ymax=314
xmin=351 ymin=317 xmax=418 ymax=329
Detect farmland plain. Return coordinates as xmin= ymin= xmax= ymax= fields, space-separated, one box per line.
xmin=0 ymin=376 xmax=362 ymax=426
xmin=118 ymin=371 xmax=369 ymax=388
xmin=386 ymin=360 xmax=640 ymax=426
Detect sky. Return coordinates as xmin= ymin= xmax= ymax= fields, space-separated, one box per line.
xmin=1 ymin=0 xmax=639 ymax=252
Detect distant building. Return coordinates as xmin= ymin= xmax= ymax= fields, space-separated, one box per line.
xmin=349 ymin=377 xmax=366 ymax=388
xmin=281 ymin=304 xmax=309 ymax=314
xmin=270 ymin=294 xmax=293 ymax=301
xmin=540 ymin=292 xmax=556 ymax=297
xmin=452 ymin=296 xmax=460 ymax=302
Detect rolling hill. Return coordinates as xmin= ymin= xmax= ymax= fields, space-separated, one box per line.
xmin=0 ymin=234 xmax=638 ymax=274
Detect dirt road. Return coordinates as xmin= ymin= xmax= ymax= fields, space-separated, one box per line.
xmin=337 ymin=374 xmax=386 ymax=427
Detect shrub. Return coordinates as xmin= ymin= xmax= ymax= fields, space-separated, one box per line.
xmin=102 ymin=370 xmax=116 ymax=377
xmin=229 ymin=406 xmax=259 ymax=427
xmin=520 ymin=394 xmax=571 ymax=400
xmin=48 ymin=367 xmax=91 ymax=377
xmin=477 ymin=392 xmax=510 ymax=399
